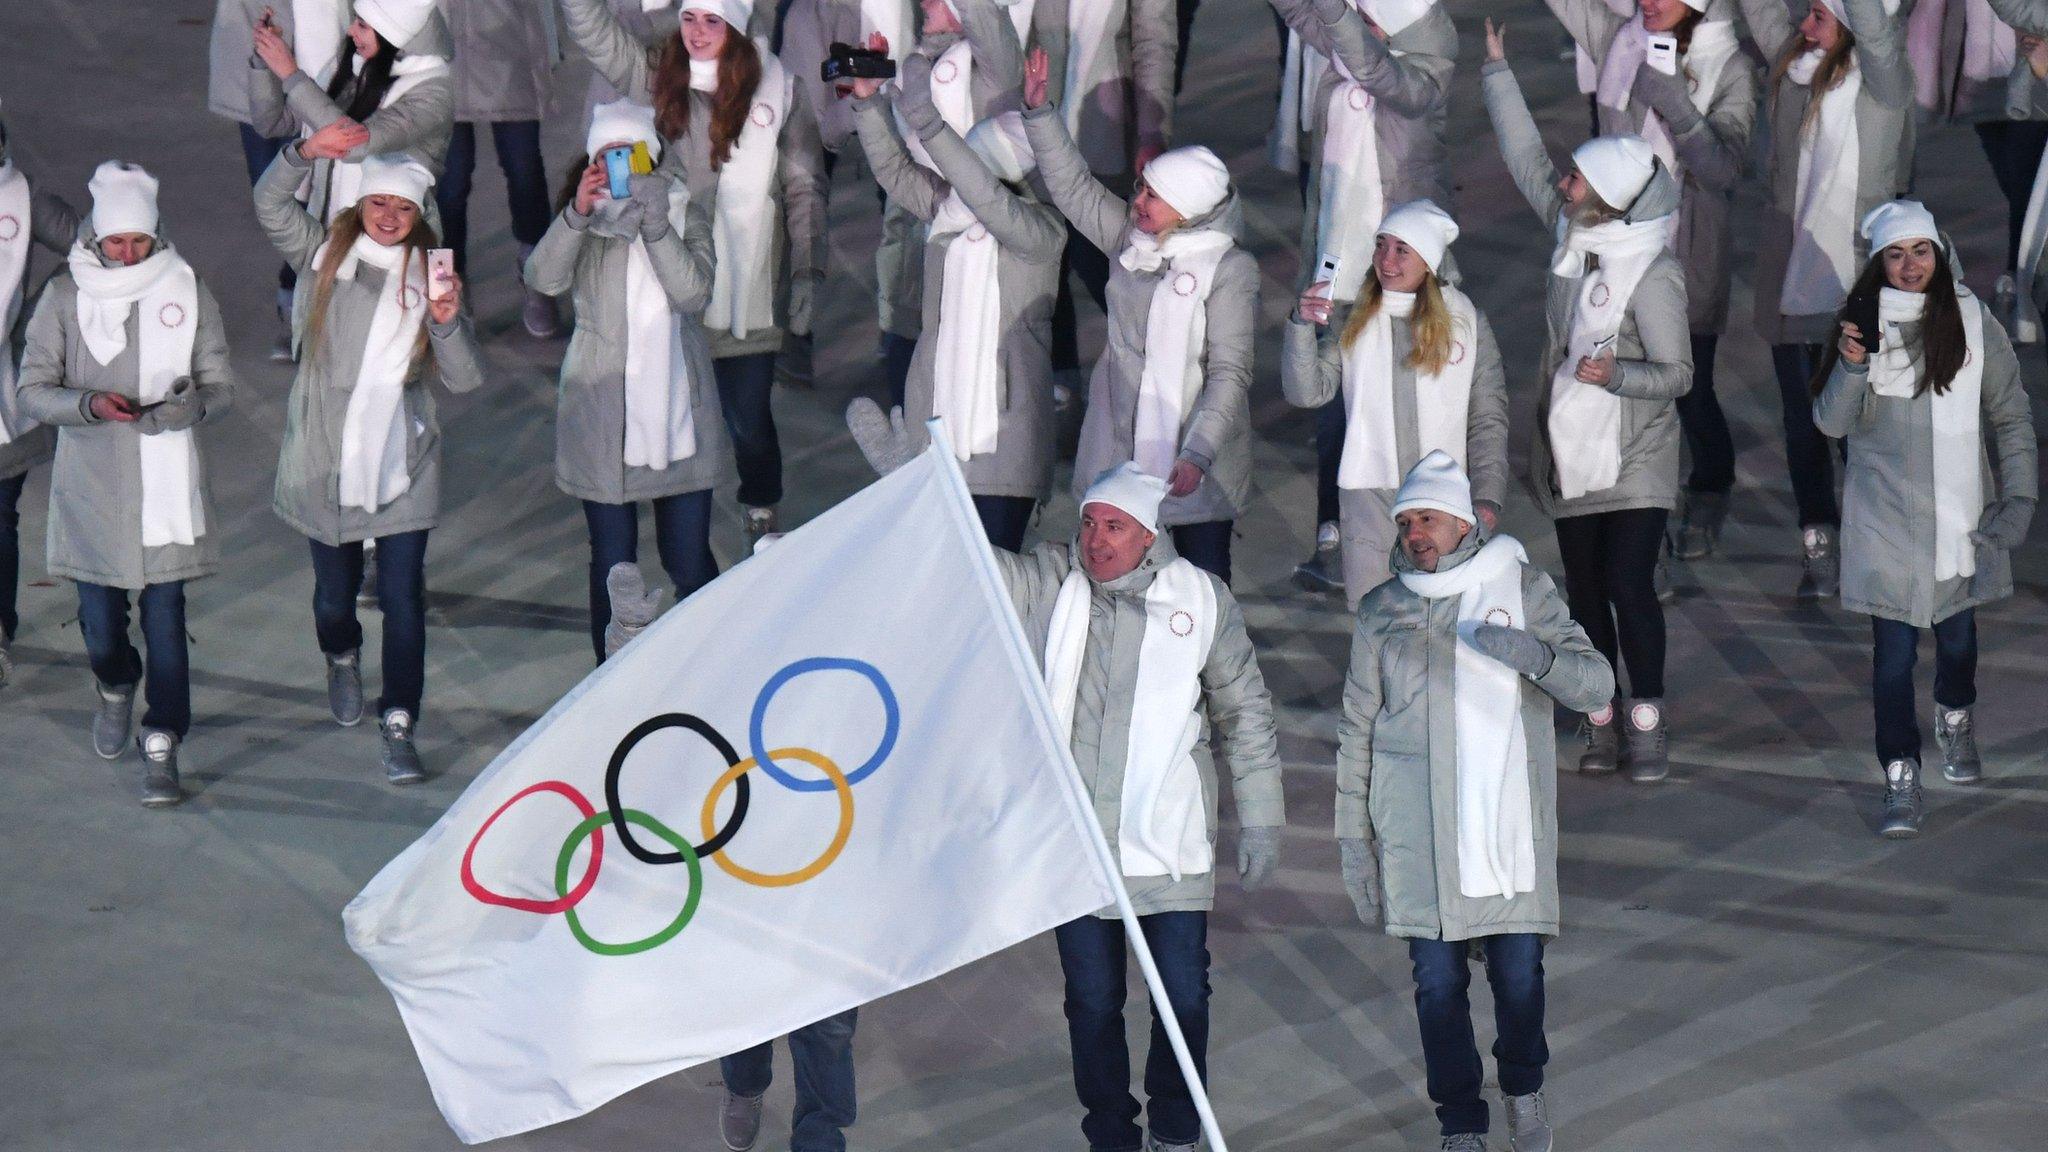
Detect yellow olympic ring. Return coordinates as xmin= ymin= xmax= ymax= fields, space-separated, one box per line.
xmin=699 ymin=746 xmax=855 ymax=888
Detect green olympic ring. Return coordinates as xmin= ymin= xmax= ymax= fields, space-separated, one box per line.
xmin=555 ymin=809 xmax=703 ymax=957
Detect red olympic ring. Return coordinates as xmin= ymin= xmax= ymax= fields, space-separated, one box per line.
xmin=752 ymin=103 xmax=776 ymax=128
xmin=1347 ymin=88 xmax=1370 ymax=111
xmin=461 ymin=780 xmax=604 ymax=914
xmin=1449 ymin=340 xmax=1466 ymax=366
xmin=1590 ymin=284 xmax=1611 ymax=307
xmin=935 ymin=59 xmax=959 ymax=83
xmin=400 ymin=285 xmax=424 ymax=311
xmin=0 ymin=215 xmax=18 ymax=242
xmin=1173 ymin=271 xmax=1198 ymax=297
xmin=158 ymin=302 xmax=187 ymax=329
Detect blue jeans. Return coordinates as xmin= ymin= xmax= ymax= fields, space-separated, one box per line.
xmin=1314 ymin=394 xmax=1345 ymax=526
xmin=76 ymin=580 xmax=190 ymax=737
xmin=720 ymin=1008 xmax=860 ymax=1152
xmin=435 ymin=120 xmax=554 ymax=275
xmin=582 ymin=492 xmax=718 ymax=662
xmin=238 ymin=123 xmax=297 ymax=292
xmin=309 ymin=530 xmax=429 ymax=718
xmin=1770 ymin=342 xmax=1840 ymax=528
xmin=716 ymin=352 xmax=783 ymax=509
xmin=1872 ymin=611 xmax=1977 ymax=765
xmin=1679 ymin=333 xmax=1735 ymax=494
xmin=1054 ymin=912 xmax=1211 ymax=1151
xmin=1408 ymin=934 xmax=1549 ymax=1139
xmin=1171 ymin=521 xmax=1232 ymax=585
xmin=974 ymin=495 xmax=1035 ymax=552
xmin=0 ymin=471 xmax=23 ymax=641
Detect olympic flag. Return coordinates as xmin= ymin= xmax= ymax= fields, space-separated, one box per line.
xmin=342 ymin=439 xmax=1120 ymax=1143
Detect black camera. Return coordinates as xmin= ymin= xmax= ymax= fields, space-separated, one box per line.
xmin=821 ymin=42 xmax=897 ymax=84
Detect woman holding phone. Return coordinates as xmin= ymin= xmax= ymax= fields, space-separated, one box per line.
xmin=1812 ymin=201 xmax=2037 ymax=838
xmin=254 ymin=147 xmax=483 ymax=786
xmin=1484 ymin=20 xmax=1692 ymax=783
xmin=560 ymin=0 xmax=825 ymax=546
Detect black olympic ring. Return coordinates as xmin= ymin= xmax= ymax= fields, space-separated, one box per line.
xmin=605 ymin=713 xmax=750 ymax=866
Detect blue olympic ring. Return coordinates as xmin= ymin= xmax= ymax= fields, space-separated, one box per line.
xmin=749 ymin=657 xmax=899 ymax=793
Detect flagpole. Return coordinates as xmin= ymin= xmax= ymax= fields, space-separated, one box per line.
xmin=926 ymin=424 xmax=1230 ymax=1152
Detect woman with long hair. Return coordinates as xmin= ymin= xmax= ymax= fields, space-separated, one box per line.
xmin=254 ymin=148 xmax=483 ymax=787
xmin=1734 ymin=0 xmax=1910 ymax=596
xmin=1484 ymin=20 xmax=1693 ymax=784
xmin=560 ymin=0 xmax=825 ymax=545
xmin=1282 ymin=199 xmax=1509 ymax=604
xmin=1812 ymin=201 xmax=2037 ymax=838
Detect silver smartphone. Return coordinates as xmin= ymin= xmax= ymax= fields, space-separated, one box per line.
xmin=1314 ymin=253 xmax=1343 ymax=289
xmin=1646 ymin=34 xmax=1679 ymax=75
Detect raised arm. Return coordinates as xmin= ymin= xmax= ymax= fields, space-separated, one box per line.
xmin=1178 ymin=253 xmax=1260 ymax=475
xmin=426 ymin=311 xmax=484 ymax=395
xmin=1315 ymin=0 xmax=1454 ymax=117
xmin=1608 ymin=259 xmax=1694 ymax=400
xmin=1131 ymin=0 xmax=1177 ymax=156
xmin=1480 ymin=59 xmax=1567 ymax=229
xmin=1544 ymin=0 xmax=1629 ymax=63
xmin=922 ymin=125 xmax=1066 ymax=258
xmin=852 ymin=96 xmax=945 ymax=220
xmin=560 ymin=0 xmax=656 ymax=103
xmin=1733 ymin=0 xmax=1799 ymax=67
xmin=1270 ymin=0 xmax=1341 ymax=56
xmin=30 ymin=188 xmax=80 ymax=254
xmin=957 ymin=0 xmax=1026 ymax=108
xmin=1633 ymin=55 xmax=1758 ymax=193
xmin=1465 ymin=311 xmax=1511 ymax=514
xmin=1200 ymin=587 xmax=1287 ymax=832
xmin=342 ymin=79 xmax=453 ymax=163
xmin=1519 ymin=567 xmax=1617 ymax=713
xmin=1842 ymin=0 xmax=1912 ymax=108
xmin=644 ymin=194 xmax=716 ymax=311
xmin=253 ymin=146 xmax=328 ymax=267
xmin=1020 ymin=102 xmax=1129 ymax=255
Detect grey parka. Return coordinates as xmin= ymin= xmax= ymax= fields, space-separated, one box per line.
xmin=1 ymin=175 xmax=77 ymax=481
xmin=447 ymin=0 xmax=561 ymax=123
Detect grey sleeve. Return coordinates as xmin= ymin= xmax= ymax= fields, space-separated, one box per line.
xmin=1810 ymin=357 xmax=1872 ymax=438
xmin=923 ymin=124 xmax=1067 ymax=259
xmin=1130 ymin=0 xmax=1178 ymax=154
xmin=645 ymin=197 xmax=716 ymax=311
xmin=1983 ymin=0 xmax=2048 ymax=35
xmin=1202 ymin=586 xmax=1288 ymax=830
xmin=560 ymin=0 xmax=655 ymax=102
xmin=1843 ymin=0 xmax=1912 ymax=108
xmin=1334 ymin=604 xmax=1381 ymax=840
xmin=522 ymin=208 xmax=588 ymax=296
xmin=246 ymin=65 xmax=296 ymax=139
xmin=1178 ymin=253 xmax=1258 ymax=472
xmin=1544 ymin=0 xmax=1629 ymax=63
xmin=30 ymin=189 xmax=80 ymax=254
xmin=854 ymin=96 xmax=944 ymax=221
xmin=1021 ymin=103 xmax=1129 ymax=256
xmin=348 ymin=78 xmax=454 ymax=162
xmin=1270 ymin=0 xmax=1339 ymax=56
xmin=1522 ymin=567 xmax=1617 ymax=713
xmin=990 ymin=542 xmax=1068 ymax=617
xmin=1280 ymin=315 xmax=1341 ymax=409
xmin=1609 ymin=261 xmax=1694 ymax=401
xmin=254 ymin=146 xmax=327 ymax=268
xmin=1980 ymin=318 xmax=2040 ymax=503
xmin=15 ymin=285 xmax=96 ymax=426
xmin=427 ymin=311 xmax=485 ymax=395
xmin=1733 ymin=0 xmax=1798 ymax=63
xmin=1033 ymin=0 xmax=1071 ymax=105
xmin=189 ymin=282 xmax=238 ymax=424
xmin=957 ymin=0 xmax=1025 ymax=106
xmin=281 ymin=69 xmax=346 ymax=131
xmin=779 ymin=78 xmax=830 ymax=282
xmin=1465 ymin=311 xmax=1512 ymax=511
xmin=1324 ymin=9 xmax=1452 ymax=118
xmin=1481 ymin=61 xmax=1566 ymax=230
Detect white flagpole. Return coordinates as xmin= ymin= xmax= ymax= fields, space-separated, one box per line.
xmin=928 ymin=423 xmax=1230 ymax=1152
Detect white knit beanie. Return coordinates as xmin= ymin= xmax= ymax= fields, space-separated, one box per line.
xmin=1375 ymin=199 xmax=1459 ymax=274
xmin=354 ymin=0 xmax=437 ymax=47
xmin=965 ymin=112 xmax=1036 ymax=183
xmin=1360 ymin=0 xmax=1435 ymax=36
xmin=1571 ymin=135 xmax=1656 ymax=211
xmin=1860 ymin=199 xmax=1940 ymax=255
xmin=586 ymin=99 xmax=664 ymax=159
xmin=1391 ymin=450 xmax=1475 ymax=525
xmin=88 ymin=161 xmax=160 ymax=239
xmin=1141 ymin=146 xmax=1231 ymax=221
xmin=1674 ymin=0 xmax=1710 ymax=11
xmin=681 ymin=0 xmax=754 ymax=31
xmin=1081 ymin=463 xmax=1168 ymax=535
xmin=356 ymin=153 xmax=435 ymax=208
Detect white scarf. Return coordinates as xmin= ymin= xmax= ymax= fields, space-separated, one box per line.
xmin=1397 ymin=535 xmax=1534 ymax=901
xmin=1122 ymin=226 xmax=1234 ymax=478
xmin=1339 ymin=286 xmax=1478 ymax=490
xmin=1867 ymin=287 xmax=1987 ymax=581
xmin=1317 ymin=57 xmax=1383 ymax=304
xmin=1063 ymin=0 xmax=1125 ymax=138
xmin=929 ymin=193 xmax=1003 ymax=460
xmin=1595 ymin=16 xmax=1740 ymax=176
xmin=0 ymin=163 xmax=32 ymax=448
xmin=65 ymin=243 xmax=206 ymax=547
xmin=317 ymin=233 xmax=428 ymax=512
xmin=1547 ymin=213 xmax=1669 ymax=500
xmin=317 ymin=53 xmax=451 ymax=222
xmin=1781 ymin=49 xmax=1862 ymax=316
xmin=292 ymin=0 xmax=350 ymax=87
xmin=1270 ymin=31 xmax=1332 ymax=171
xmin=860 ymin=0 xmax=914 ymax=62
xmin=623 ymin=183 xmax=699 ymax=470
xmin=704 ymin=50 xmax=790 ymax=340
xmin=1045 ymin=556 xmax=1218 ymax=879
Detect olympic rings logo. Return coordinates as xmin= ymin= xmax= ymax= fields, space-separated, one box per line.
xmin=460 ymin=657 xmax=899 ymax=956
xmin=0 ymin=215 xmax=18 ymax=242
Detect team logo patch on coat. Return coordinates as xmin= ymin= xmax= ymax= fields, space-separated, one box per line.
xmin=1173 ymin=271 xmax=1198 ymax=297
xmin=752 ymin=103 xmax=776 ymax=128
xmin=1589 ymin=283 xmax=1611 ymax=307
xmin=157 ymin=301 xmax=186 ymax=329
xmin=1449 ymin=339 xmax=1466 ymax=365
xmin=0 ymin=215 xmax=18 ymax=242
xmin=1169 ymin=610 xmax=1196 ymax=637
xmin=400 ymin=284 xmax=424 ymax=311
xmin=934 ymin=59 xmax=959 ymax=83
xmin=1484 ymin=606 xmax=1513 ymax=627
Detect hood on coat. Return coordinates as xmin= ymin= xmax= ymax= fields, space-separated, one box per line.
xmin=1068 ymin=522 xmax=1186 ymax=595
xmin=1387 ymin=516 xmax=1489 ymax=578
xmin=1620 ymin=159 xmax=1681 ymax=224
xmin=1389 ymin=3 xmax=1459 ymax=62
xmin=399 ymin=9 xmax=455 ymax=59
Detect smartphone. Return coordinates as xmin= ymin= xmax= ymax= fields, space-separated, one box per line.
xmin=427 ymin=248 xmax=457 ymax=303
xmin=1842 ymin=288 xmax=1883 ymax=354
xmin=1646 ymin=34 xmax=1679 ymax=75
xmin=628 ymin=141 xmax=654 ymax=176
xmin=603 ymin=146 xmax=636 ymax=201
xmin=1313 ymin=252 xmax=1343 ymax=291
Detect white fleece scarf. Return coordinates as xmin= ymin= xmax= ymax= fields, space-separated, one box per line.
xmin=1045 ymin=555 xmax=1218 ymax=879
xmin=1397 ymin=534 xmax=1535 ymax=901
xmin=66 ymin=243 xmax=206 ymax=547
xmin=293 ymin=0 xmax=350 ymax=87
xmin=1340 ymin=286 xmax=1479 ymax=490
xmin=1123 ymin=226 xmax=1234 ymax=478
xmin=623 ymin=183 xmax=699 ymax=470
xmin=1595 ymin=15 xmax=1740 ymax=176
xmin=1063 ymin=0 xmax=1125 ymax=138
xmin=1867 ymin=286 xmax=1987 ymax=580
xmin=929 ymin=193 xmax=1003 ymax=460
xmin=1318 ymin=58 xmax=1383 ymax=304
xmin=1781 ymin=49 xmax=1862 ymax=316
xmin=314 ymin=233 xmax=427 ymax=512
xmin=317 ymin=53 xmax=450 ymax=222
xmin=702 ymin=50 xmax=790 ymax=340
xmin=1547 ymin=213 xmax=1669 ymax=500
xmin=1270 ymin=31 xmax=1332 ymax=171
xmin=0 ymin=162 xmax=31 ymax=447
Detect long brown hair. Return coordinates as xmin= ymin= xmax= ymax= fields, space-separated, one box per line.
xmin=652 ymin=28 xmax=762 ymax=170
xmin=1810 ymin=248 xmax=1968 ymax=398
xmin=1769 ymin=26 xmax=1857 ymax=135
xmin=302 ymin=206 xmax=438 ymax=371
xmin=1340 ymin=268 xmax=1458 ymax=377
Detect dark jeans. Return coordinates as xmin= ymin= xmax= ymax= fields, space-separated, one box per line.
xmin=582 ymin=492 xmax=718 ymax=662
xmin=720 ymin=1008 xmax=860 ymax=1152
xmin=1314 ymin=393 xmax=1345 ymax=525
xmin=238 ymin=122 xmax=297 ymax=292
xmin=879 ymin=331 xmax=916 ymax=411
xmin=1172 ymin=520 xmax=1232 ymax=585
xmin=436 ymin=120 xmax=553 ymax=275
xmin=1053 ymin=225 xmax=1113 ymax=371
xmin=1174 ymin=0 xmax=1201 ymax=92
xmin=1678 ymin=333 xmax=1735 ymax=494
xmin=1770 ymin=342 xmax=1840 ymax=528
xmin=1408 ymin=933 xmax=1549 ymax=1138
xmin=76 ymin=580 xmax=190 ymax=737
xmin=1554 ymin=508 xmax=1667 ymax=699
xmin=1054 ymin=912 xmax=1211 ymax=1151
xmin=1872 ymin=611 xmax=1978 ymax=765
xmin=309 ymin=529 xmax=429 ymax=718
xmin=0 ymin=471 xmax=23 ymax=641
xmin=716 ymin=351 xmax=784 ymax=509
xmin=1974 ymin=120 xmax=2048 ymax=269
xmin=974 ymin=494 xmax=1035 ymax=552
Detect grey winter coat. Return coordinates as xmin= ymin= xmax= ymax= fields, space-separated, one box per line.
xmin=1023 ymin=103 xmax=1260 ymax=528
xmin=781 ymin=0 xmax=867 ymax=153
xmin=1 ymin=178 xmax=78 ymax=481
xmin=990 ymin=530 xmax=1286 ymax=916
xmin=1271 ymin=0 xmax=1456 ymax=292
xmin=255 ymin=148 xmax=486 ymax=546
xmin=1028 ymin=0 xmax=1178 ymax=175
xmin=448 ymin=0 xmax=561 ymax=123
xmin=522 ymin=192 xmax=734 ymax=504
xmin=1339 ymin=527 xmax=1614 ymax=941
xmin=1813 ymin=305 xmax=2037 ymax=627
xmin=1736 ymin=0 xmax=1911 ymax=344
xmin=1280 ymin=301 xmax=1510 ymax=598
xmin=15 ymin=255 xmax=236 ymax=590
xmin=1483 ymin=60 xmax=1694 ymax=519
xmin=854 ymin=96 xmax=1063 ymax=500
xmin=209 ymin=0 xmax=291 ymax=125
xmin=1547 ymin=0 xmax=1757 ymax=333
xmin=561 ymin=0 xmax=829 ymax=359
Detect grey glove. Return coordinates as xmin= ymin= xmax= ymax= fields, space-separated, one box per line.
xmin=134 ymin=377 xmax=201 ymax=435
xmin=1630 ymin=62 xmax=1698 ymax=129
xmin=602 ymin=562 xmax=667 ymax=659
xmin=846 ymin=397 xmax=922 ymax=476
xmin=1338 ymin=836 xmax=1380 ymax=926
xmin=1465 ymin=622 xmax=1555 ymax=679
xmin=896 ymin=51 xmax=944 ymax=137
xmin=1969 ymin=495 xmax=2035 ymax=550
xmin=629 ymin=173 xmax=673 ymax=241
xmin=1236 ymin=825 xmax=1282 ymax=890
xmin=786 ymin=271 xmax=818 ymax=337
xmin=584 ymin=195 xmax=645 ymax=240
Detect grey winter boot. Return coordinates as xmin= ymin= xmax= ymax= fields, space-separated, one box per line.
xmin=1796 ymin=525 xmax=1839 ymax=600
xmin=1143 ymin=1132 xmax=1199 ymax=1152
xmin=1625 ymin=699 xmax=1669 ymax=783
xmin=93 ymin=680 xmax=137 ymax=760
xmin=518 ymin=244 xmax=562 ymax=338
xmin=1293 ymin=520 xmax=1343 ymax=595
xmin=0 ymin=636 xmax=12 ymax=689
xmin=326 ymin=649 xmax=364 ymax=727
xmin=1675 ymin=490 xmax=1729 ymax=559
xmin=358 ymin=539 xmax=381 ymax=610
xmin=1934 ymin=705 xmax=1981 ymax=784
xmin=138 ymin=728 xmax=182 ymax=808
xmin=1504 ymin=1090 xmax=1552 ymax=1152
xmin=380 ymin=708 xmax=426 ymax=785
xmin=1439 ymin=1135 xmax=1489 ymax=1151
xmin=1880 ymin=759 xmax=1923 ymax=839
xmin=1578 ymin=701 xmax=1620 ymax=775
xmin=718 ymin=1088 xmax=763 ymax=1151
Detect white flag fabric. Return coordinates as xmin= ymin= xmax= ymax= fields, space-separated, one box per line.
xmin=343 ymin=440 xmax=1119 ymax=1144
